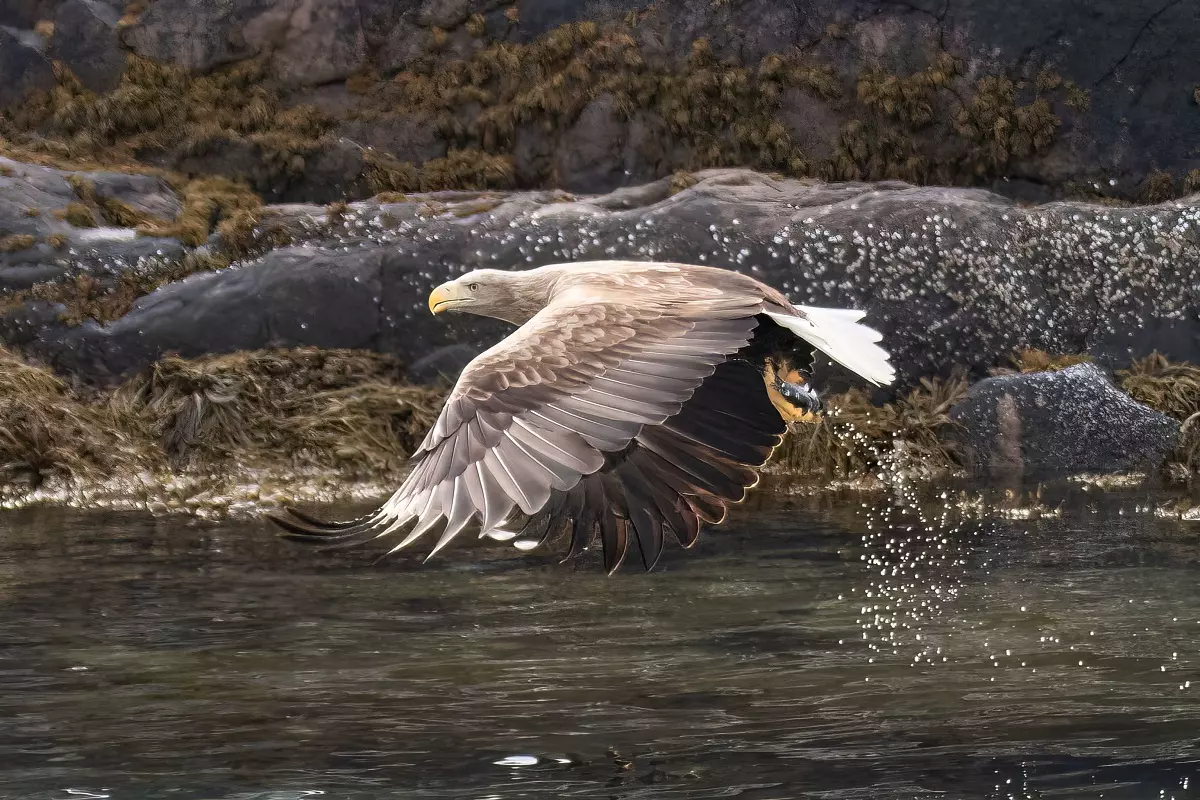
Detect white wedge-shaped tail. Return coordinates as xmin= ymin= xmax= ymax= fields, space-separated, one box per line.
xmin=766 ymin=306 xmax=896 ymax=386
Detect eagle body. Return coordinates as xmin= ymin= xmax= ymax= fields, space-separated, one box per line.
xmin=272 ymin=261 xmax=894 ymax=572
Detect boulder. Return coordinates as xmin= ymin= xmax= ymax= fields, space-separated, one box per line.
xmin=171 ymin=136 xmax=366 ymax=204
xmin=374 ymin=12 xmax=426 ymax=75
xmin=415 ymin=0 xmax=473 ymax=30
xmin=124 ymin=0 xmax=368 ymax=85
xmin=86 ymin=171 xmax=183 ymax=221
xmin=949 ymin=364 xmax=1181 ymax=477
xmin=0 ymin=156 xmax=79 ymax=242
xmin=271 ymin=138 xmax=368 ymax=204
xmin=34 ymin=245 xmax=385 ymax=381
xmin=0 ymin=26 xmax=55 ymax=106
xmin=122 ymin=0 xmax=275 ymax=72
xmin=937 ymin=0 xmax=1200 ymax=192
xmin=241 ymin=0 xmax=368 ymax=86
xmin=48 ymin=0 xmax=125 ymax=92
xmin=0 ymin=157 xmax=186 ymax=281
xmin=611 ymin=0 xmax=1200 ymax=191
xmin=512 ymin=124 xmax=556 ymax=187
xmin=778 ymin=89 xmax=842 ymax=163
xmin=355 ymin=0 xmax=410 ymax=55
xmin=512 ymin=0 xmax=646 ymax=40
xmin=170 ymin=138 xmax=266 ymax=189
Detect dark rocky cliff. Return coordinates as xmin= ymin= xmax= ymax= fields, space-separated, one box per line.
xmin=2 ymin=0 xmax=1199 ymax=204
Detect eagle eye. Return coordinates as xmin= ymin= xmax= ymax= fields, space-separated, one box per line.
xmin=468 ymin=282 xmax=480 ymax=291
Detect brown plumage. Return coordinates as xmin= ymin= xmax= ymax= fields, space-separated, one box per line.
xmin=269 ymin=261 xmax=894 ymax=572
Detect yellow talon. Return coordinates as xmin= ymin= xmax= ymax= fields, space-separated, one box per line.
xmin=763 ymin=360 xmax=823 ymax=424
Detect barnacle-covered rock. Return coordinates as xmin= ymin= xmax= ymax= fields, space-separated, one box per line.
xmin=949 ymin=363 xmax=1181 ymax=477
xmin=4 ymin=168 xmax=1200 ymax=388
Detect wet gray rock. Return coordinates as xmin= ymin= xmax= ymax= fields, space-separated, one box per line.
xmin=0 ymin=26 xmax=55 ymax=106
xmin=0 ymin=227 xmax=186 ymax=295
xmin=0 ymin=157 xmax=184 ymax=263
xmin=0 ymin=156 xmax=78 ymax=241
xmin=0 ymin=157 xmax=191 ymax=296
xmin=87 ymin=171 xmax=183 ymax=220
xmin=34 ymin=245 xmax=385 ymax=381
xmin=949 ymin=364 xmax=1181 ymax=477
xmin=48 ymin=0 xmax=125 ymax=92
xmin=4 ymin=169 xmax=1200 ymax=389
xmin=0 ymin=299 xmax=67 ymax=347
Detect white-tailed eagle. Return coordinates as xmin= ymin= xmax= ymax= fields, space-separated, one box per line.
xmin=270 ymin=261 xmax=894 ymax=572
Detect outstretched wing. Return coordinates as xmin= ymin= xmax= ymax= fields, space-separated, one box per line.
xmin=270 ymin=292 xmax=764 ymax=561
xmin=502 ymin=354 xmax=787 ymax=573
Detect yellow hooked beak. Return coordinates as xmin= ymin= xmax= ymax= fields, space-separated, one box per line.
xmin=428 ymin=282 xmax=455 ymax=315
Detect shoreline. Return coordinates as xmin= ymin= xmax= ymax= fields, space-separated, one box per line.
xmin=2 ymin=344 xmax=1195 ymax=521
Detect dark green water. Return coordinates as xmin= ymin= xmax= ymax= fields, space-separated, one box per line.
xmin=1 ymin=485 xmax=1198 ymax=799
